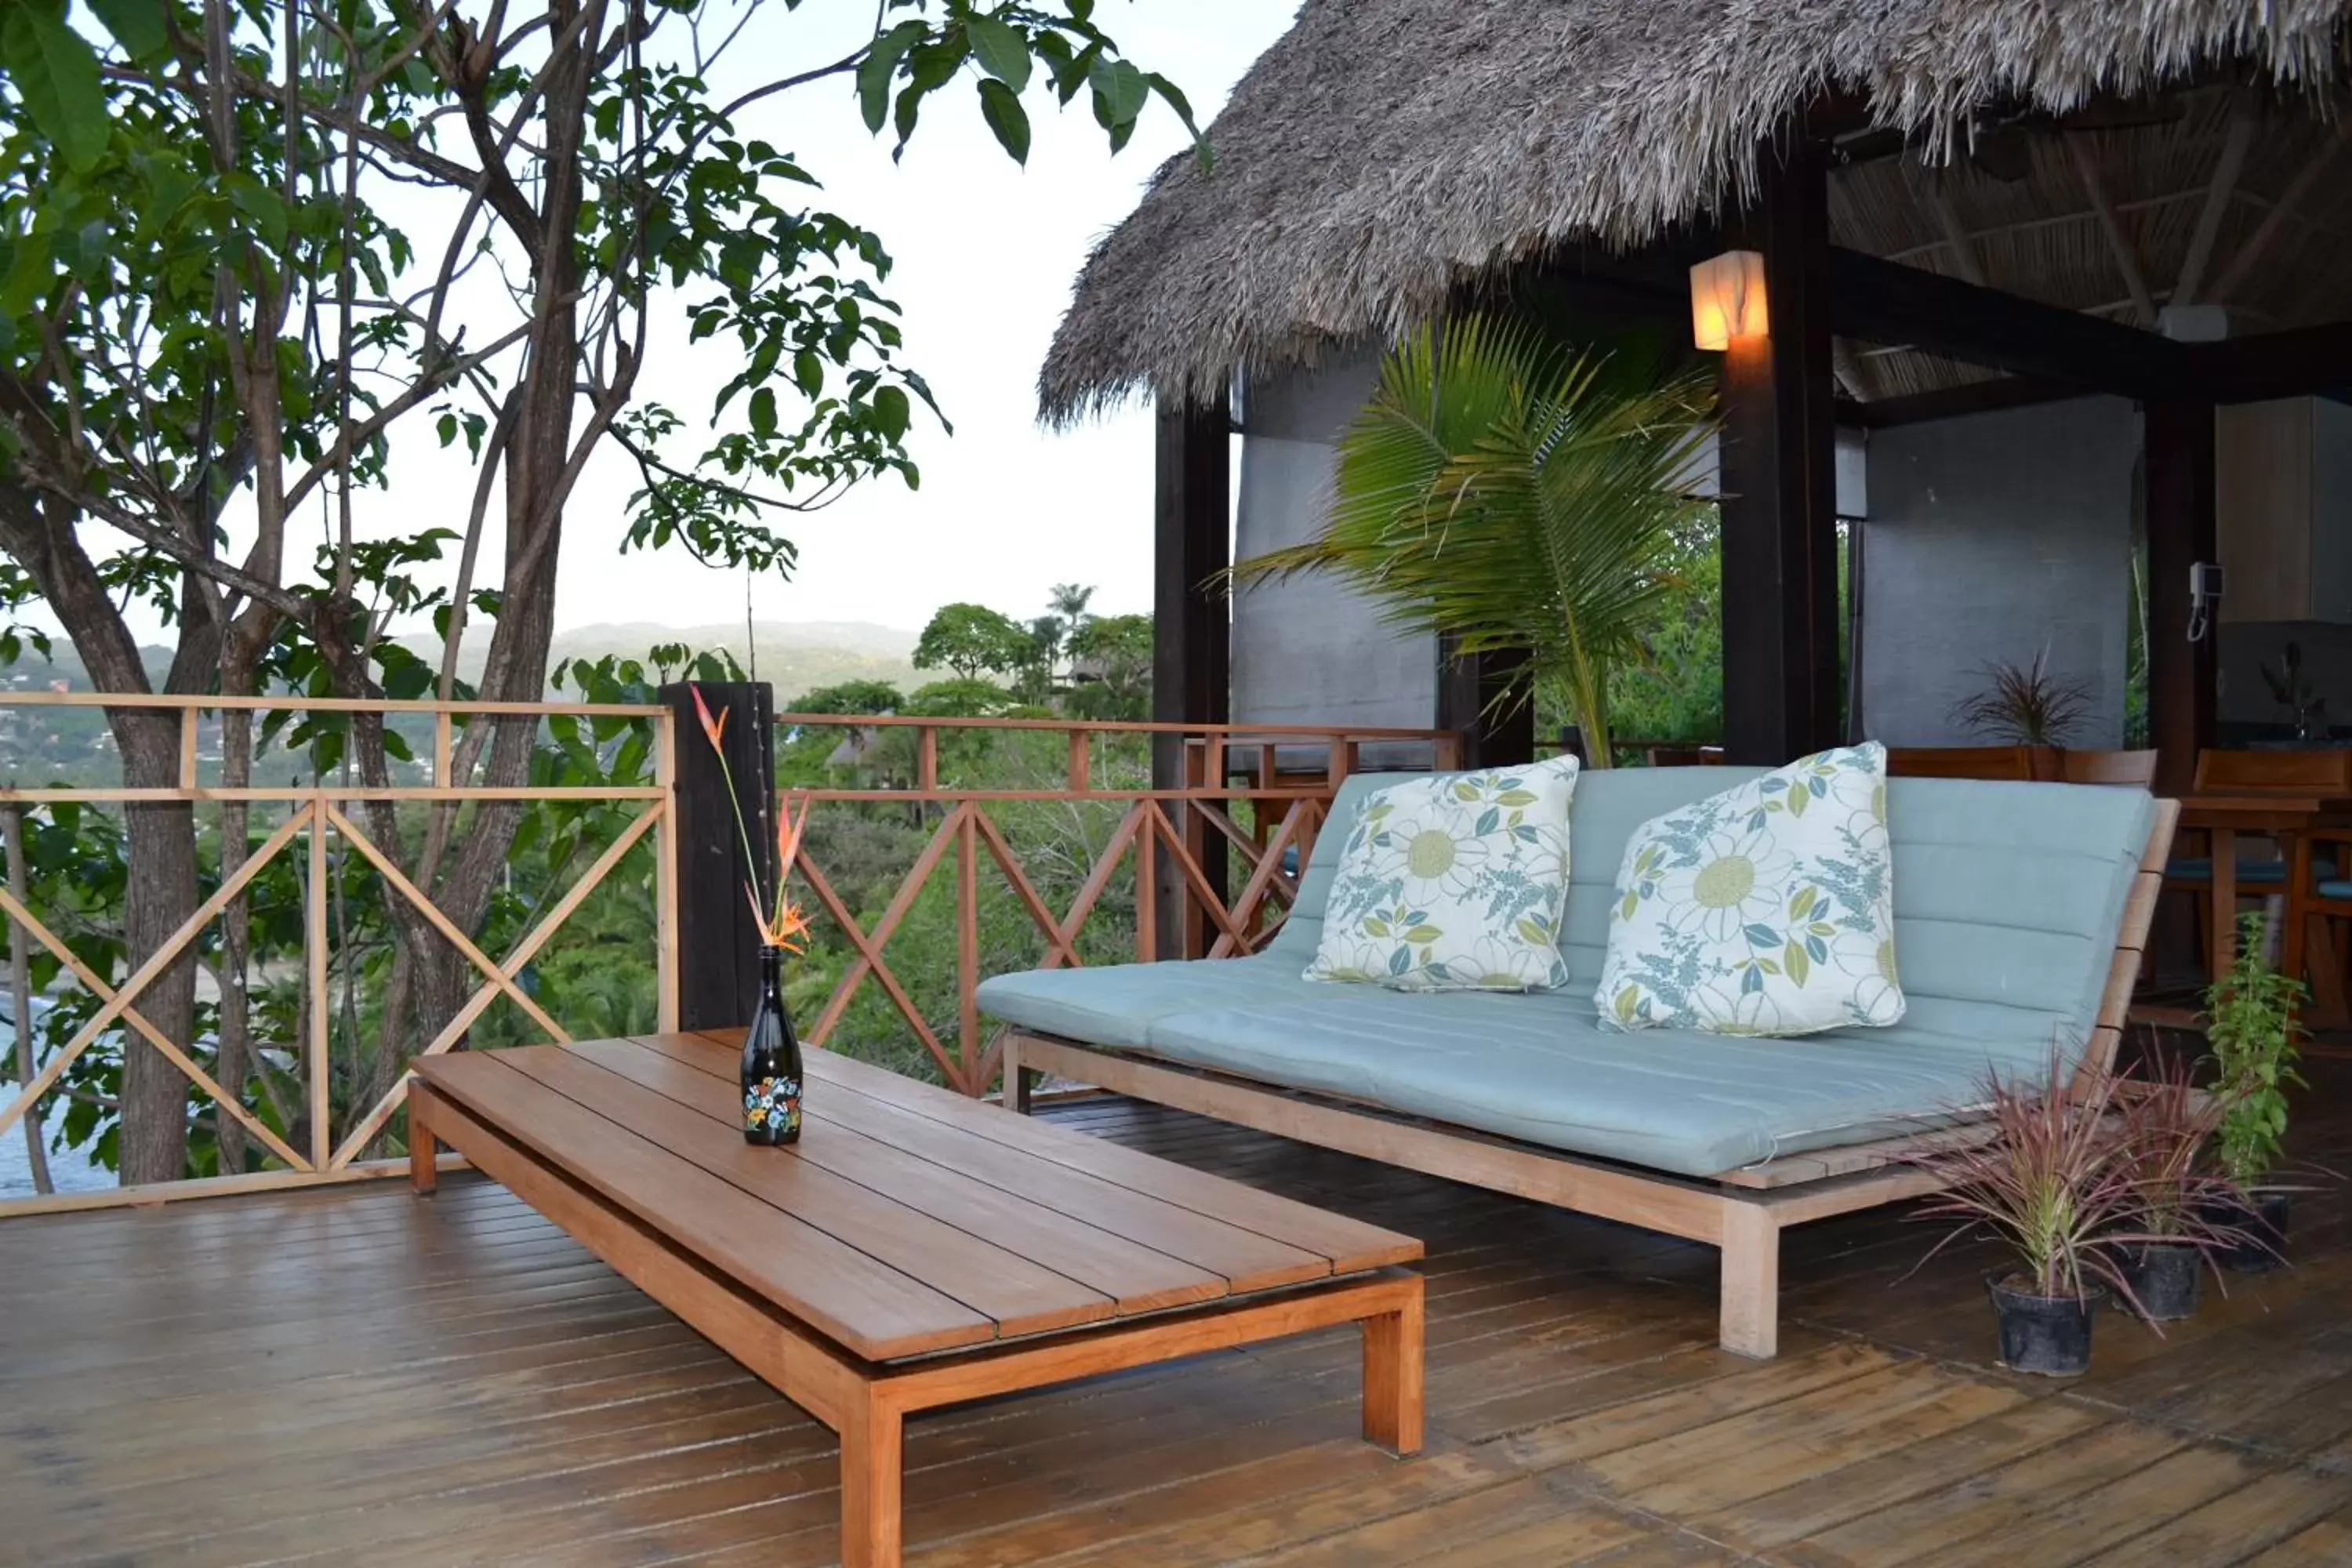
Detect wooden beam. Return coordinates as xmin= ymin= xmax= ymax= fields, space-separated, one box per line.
xmin=1151 ymin=396 xmax=1230 ymax=954
xmin=1918 ymin=180 xmax=1986 ymax=286
xmin=2209 ymin=121 xmax=2350 ymax=305
xmin=658 ymin=681 xmax=776 ymax=1029
xmin=1828 ymin=248 xmax=2181 ymax=396
xmin=1720 ymin=127 xmax=1842 ymax=765
xmin=1845 ymin=373 xmax=2084 ymax=429
xmin=2145 ymin=401 xmax=2217 ymax=797
xmin=2194 ymin=321 xmax=2352 ymax=404
xmin=2173 ymin=93 xmax=2260 ymax=308
xmin=2067 ymin=139 xmax=2156 ymax=325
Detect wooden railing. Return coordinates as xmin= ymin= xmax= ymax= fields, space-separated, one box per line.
xmin=776 ymin=716 xmax=1457 ymax=1096
xmin=0 ymin=691 xmax=677 ymax=1216
xmin=0 ymin=694 xmax=1454 ymax=1213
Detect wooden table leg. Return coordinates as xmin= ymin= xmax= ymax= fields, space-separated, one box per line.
xmin=1361 ymin=1277 xmax=1425 ymax=1456
xmin=2287 ymin=831 xmax=2313 ymax=998
xmin=840 ymin=1387 xmax=904 ymax=1568
xmin=408 ymin=1081 xmax=438 ymax=1196
xmin=2211 ymin=827 xmax=2238 ymax=982
xmin=2308 ymin=918 xmax=2350 ymax=1028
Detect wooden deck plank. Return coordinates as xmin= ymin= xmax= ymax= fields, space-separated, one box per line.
xmin=416 ymin=1052 xmax=996 ymax=1359
xmin=4 ymin=1050 xmax=2348 ymax=1568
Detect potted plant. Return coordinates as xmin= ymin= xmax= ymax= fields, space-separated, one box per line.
xmin=2203 ymin=911 xmax=2307 ymax=1270
xmin=1906 ymin=1052 xmax=2152 ymax=1376
xmin=1947 ymin=648 xmax=2092 ymax=746
xmin=2111 ymin=1055 xmax=2245 ymax=1320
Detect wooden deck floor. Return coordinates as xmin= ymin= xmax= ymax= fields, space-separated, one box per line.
xmin=5 ymin=1052 xmax=2350 ymax=1567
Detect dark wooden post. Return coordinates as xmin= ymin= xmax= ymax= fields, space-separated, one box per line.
xmin=659 ymin=681 xmax=776 ymax=1029
xmin=1436 ymin=640 xmax=1536 ymax=768
xmin=1152 ymin=395 xmax=1231 ymax=957
xmin=1719 ymin=125 xmax=1842 ymax=765
xmin=2145 ymin=400 xmax=2217 ymax=796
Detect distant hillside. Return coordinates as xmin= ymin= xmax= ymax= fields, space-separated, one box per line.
xmin=402 ymin=620 xmax=923 ymax=703
xmin=1 ymin=621 xmax=924 ymax=784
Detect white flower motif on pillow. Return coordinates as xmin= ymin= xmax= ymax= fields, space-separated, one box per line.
xmin=1596 ymin=743 xmax=1904 ymax=1036
xmin=1305 ymin=755 xmax=1581 ymax=992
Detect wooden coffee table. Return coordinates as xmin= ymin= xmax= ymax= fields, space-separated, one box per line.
xmin=408 ymin=1033 xmax=1425 ymax=1567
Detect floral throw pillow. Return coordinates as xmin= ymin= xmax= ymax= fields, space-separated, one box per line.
xmin=1304 ymin=755 xmax=1581 ymax=992
xmin=1595 ymin=742 xmax=1903 ymax=1036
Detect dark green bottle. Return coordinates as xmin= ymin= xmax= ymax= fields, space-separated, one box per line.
xmin=740 ymin=945 xmax=802 ymax=1145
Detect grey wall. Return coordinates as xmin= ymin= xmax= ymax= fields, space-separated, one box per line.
xmin=1858 ymin=397 xmax=2139 ymax=747
xmin=1231 ymin=343 xmax=1438 ymax=728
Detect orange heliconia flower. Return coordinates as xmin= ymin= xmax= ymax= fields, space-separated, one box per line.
xmin=691 ymin=683 xmax=729 ymax=752
xmin=775 ymin=792 xmax=806 ymax=879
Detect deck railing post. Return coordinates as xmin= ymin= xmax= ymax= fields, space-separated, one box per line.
xmin=654 ymin=708 xmax=681 ymax=1033
xmin=659 ymin=681 xmax=777 ymax=1031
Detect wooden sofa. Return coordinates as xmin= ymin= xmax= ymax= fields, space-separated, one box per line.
xmin=984 ymin=768 xmax=2176 ymax=1359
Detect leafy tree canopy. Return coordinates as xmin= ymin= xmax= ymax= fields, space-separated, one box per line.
xmin=913 ymin=601 xmax=1033 ymax=681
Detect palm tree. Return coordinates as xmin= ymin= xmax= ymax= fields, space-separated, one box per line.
xmin=1231 ymin=316 xmax=1714 ymax=767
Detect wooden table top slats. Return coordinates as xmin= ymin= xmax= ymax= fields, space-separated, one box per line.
xmin=686 ymin=1027 xmax=1424 ymax=1275
xmin=413 ymin=1034 xmax=1420 ymax=1365
xmin=497 ymin=1047 xmax=1118 ymax=1337
xmin=564 ymin=1038 xmax=1225 ymax=1315
xmin=414 ymin=1052 xmax=993 ymax=1359
xmin=622 ymin=1033 xmax=1336 ymax=1292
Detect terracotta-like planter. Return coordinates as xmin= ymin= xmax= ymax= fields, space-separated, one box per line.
xmin=1988 ymin=1276 xmax=2100 ymax=1376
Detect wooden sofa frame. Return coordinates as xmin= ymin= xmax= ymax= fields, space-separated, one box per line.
xmin=1004 ymin=799 xmax=2176 ymax=1359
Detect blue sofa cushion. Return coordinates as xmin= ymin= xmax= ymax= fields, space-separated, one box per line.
xmin=978 ymin=768 xmax=2156 ymax=1179
xmin=1142 ymin=982 xmax=2016 ymax=1177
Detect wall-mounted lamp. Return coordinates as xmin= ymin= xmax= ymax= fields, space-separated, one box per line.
xmin=1690 ymin=250 xmax=1769 ymax=351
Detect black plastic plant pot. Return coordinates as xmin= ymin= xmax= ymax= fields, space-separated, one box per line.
xmin=1987 ymin=1276 xmax=2100 ymax=1376
xmin=2118 ymin=1243 xmax=2202 ymax=1322
xmin=2216 ymin=1191 xmax=2293 ymax=1273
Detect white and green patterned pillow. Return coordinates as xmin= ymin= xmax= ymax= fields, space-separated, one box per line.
xmin=1304 ymin=755 xmax=1581 ymax=992
xmin=1595 ymin=742 xmax=1903 ymax=1036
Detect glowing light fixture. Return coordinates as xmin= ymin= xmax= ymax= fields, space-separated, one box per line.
xmin=1689 ymin=250 xmax=1768 ymax=350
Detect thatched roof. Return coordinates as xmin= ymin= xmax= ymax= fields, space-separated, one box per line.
xmin=1040 ymin=0 xmax=2350 ymax=422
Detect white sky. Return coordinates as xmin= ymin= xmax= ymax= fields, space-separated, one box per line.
xmin=67 ymin=2 xmax=1292 ymax=647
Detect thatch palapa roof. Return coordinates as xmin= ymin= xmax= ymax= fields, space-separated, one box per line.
xmin=1040 ymin=0 xmax=2350 ymax=423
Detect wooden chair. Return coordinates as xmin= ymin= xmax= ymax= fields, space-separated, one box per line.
xmin=2060 ymin=749 xmax=2158 ymax=787
xmin=2194 ymin=749 xmax=2352 ymax=796
xmin=1642 ymin=743 xmax=1725 ymax=768
xmin=1883 ymin=745 xmax=2045 ymax=782
xmin=2172 ymin=749 xmax=2352 ymax=983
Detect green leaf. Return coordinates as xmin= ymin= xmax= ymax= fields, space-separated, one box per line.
xmin=873 ymin=383 xmax=910 ymax=442
xmin=84 ymin=0 xmax=168 ymax=61
xmin=748 ymin=387 xmax=777 ymax=439
xmin=977 ymin=78 xmax=1030 ymax=165
xmin=857 ymin=21 xmax=926 ymax=135
xmin=966 ymin=13 xmax=1031 ymax=94
xmin=4 ymin=8 xmax=109 ymax=173
xmin=1090 ymin=57 xmax=1149 ymax=126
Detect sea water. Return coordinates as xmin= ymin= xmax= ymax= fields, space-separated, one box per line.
xmin=0 ymin=1007 xmax=111 ymax=1196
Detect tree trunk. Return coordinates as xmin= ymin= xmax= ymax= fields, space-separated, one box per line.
xmin=352 ymin=0 xmax=590 ymax=1100
xmin=115 ymin=723 xmax=200 ymax=1185
xmin=213 ymin=699 xmax=255 ymax=1176
xmin=0 ymin=487 xmax=210 ymax=1185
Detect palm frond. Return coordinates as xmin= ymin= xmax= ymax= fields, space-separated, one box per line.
xmin=1232 ymin=314 xmax=1715 ymax=760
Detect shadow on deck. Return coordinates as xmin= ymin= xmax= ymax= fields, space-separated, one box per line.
xmin=4 ymin=1054 xmax=2350 ymax=1566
